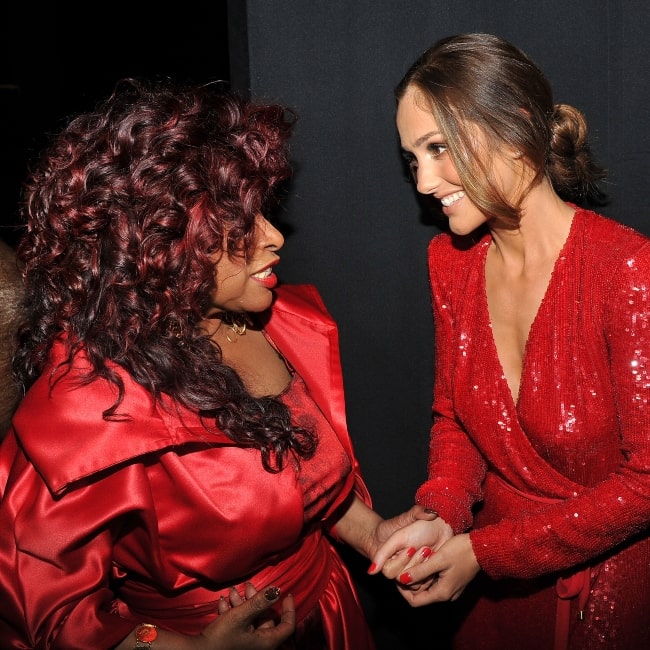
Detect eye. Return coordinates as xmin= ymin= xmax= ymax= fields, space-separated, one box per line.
xmin=427 ymin=142 xmax=448 ymax=159
xmin=401 ymin=151 xmax=416 ymax=167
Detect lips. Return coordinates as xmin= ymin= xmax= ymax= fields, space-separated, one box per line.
xmin=251 ymin=266 xmax=273 ymax=279
xmin=251 ymin=262 xmax=279 ymax=289
xmin=440 ymin=191 xmax=465 ymax=207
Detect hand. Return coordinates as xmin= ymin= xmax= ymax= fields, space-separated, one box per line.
xmin=371 ymin=504 xmax=441 ymax=553
xmin=368 ymin=514 xmax=453 ymax=579
xmin=391 ymin=533 xmax=480 ymax=607
xmin=195 ymin=582 xmax=296 ymax=649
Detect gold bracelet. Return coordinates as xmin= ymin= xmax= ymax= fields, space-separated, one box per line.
xmin=134 ymin=623 xmax=158 ymax=649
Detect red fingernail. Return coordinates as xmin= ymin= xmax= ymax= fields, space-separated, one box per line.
xmin=406 ymin=547 xmax=416 ymax=558
xmin=421 ymin=547 xmax=433 ymax=559
xmin=399 ymin=572 xmax=412 ymax=585
xmin=367 ymin=562 xmax=377 ymax=573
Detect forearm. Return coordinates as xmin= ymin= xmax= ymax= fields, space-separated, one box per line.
xmin=332 ymin=494 xmax=383 ymax=558
xmin=332 ymin=495 xmax=442 ymax=561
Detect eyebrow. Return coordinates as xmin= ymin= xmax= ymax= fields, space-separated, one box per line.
xmin=401 ymin=130 xmax=442 ymax=151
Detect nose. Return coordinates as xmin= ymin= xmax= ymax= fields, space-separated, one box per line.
xmin=256 ymin=215 xmax=284 ymax=251
xmin=415 ymin=162 xmax=440 ymax=196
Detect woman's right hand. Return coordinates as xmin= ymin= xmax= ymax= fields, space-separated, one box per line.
xmin=195 ymin=582 xmax=295 ymax=649
xmin=117 ymin=583 xmax=295 ymax=650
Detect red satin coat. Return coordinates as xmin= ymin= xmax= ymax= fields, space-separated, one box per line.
xmin=0 ymin=284 xmax=376 ymax=649
xmin=416 ymin=208 xmax=650 ymax=649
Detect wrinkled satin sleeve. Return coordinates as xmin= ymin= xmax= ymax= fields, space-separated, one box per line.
xmin=0 ymin=430 xmax=139 ymax=649
xmin=415 ymin=233 xmax=487 ymax=532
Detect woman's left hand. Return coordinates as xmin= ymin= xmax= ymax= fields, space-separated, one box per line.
xmin=384 ymin=533 xmax=480 ymax=607
xmin=368 ymin=513 xmax=453 ymax=578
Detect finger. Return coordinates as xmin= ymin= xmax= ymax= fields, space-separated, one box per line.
xmin=241 ymin=582 xmax=277 ymax=629
xmin=382 ymin=547 xmax=417 ymax=579
xmin=368 ymin=537 xmax=412 ymax=574
xmin=217 ymin=595 xmax=230 ymax=616
xmin=253 ymin=590 xmax=296 ymax=636
xmin=233 ymin=585 xmax=283 ymax=622
xmin=278 ymin=593 xmax=296 ymax=629
xmin=396 ymin=555 xmax=441 ymax=587
xmin=413 ymin=506 xmax=439 ymax=521
xmin=392 ymin=505 xmax=439 ymax=529
xmin=228 ymin=586 xmax=245 ymax=607
xmin=403 ymin=546 xmax=435 ymax=571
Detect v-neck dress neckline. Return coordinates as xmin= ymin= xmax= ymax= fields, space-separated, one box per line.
xmin=483 ymin=211 xmax=578 ymax=410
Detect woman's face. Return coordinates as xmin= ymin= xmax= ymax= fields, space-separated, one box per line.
xmin=396 ymin=87 xmax=521 ymax=235
xmin=207 ymin=215 xmax=284 ymax=315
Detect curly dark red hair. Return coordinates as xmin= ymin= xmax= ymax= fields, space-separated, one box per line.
xmin=15 ymin=78 xmax=316 ymax=471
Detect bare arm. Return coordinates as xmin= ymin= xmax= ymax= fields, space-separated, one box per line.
xmin=333 ymin=494 xmax=440 ymax=560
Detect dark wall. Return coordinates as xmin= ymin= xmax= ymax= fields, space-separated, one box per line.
xmin=228 ymin=0 xmax=650 ymax=516
xmin=0 ymin=3 xmax=230 ymax=246
xmin=4 ymin=2 xmax=650 ymax=648
xmin=229 ymin=2 xmax=650 ymax=647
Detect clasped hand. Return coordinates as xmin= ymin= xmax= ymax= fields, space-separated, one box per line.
xmin=368 ymin=516 xmax=480 ymax=606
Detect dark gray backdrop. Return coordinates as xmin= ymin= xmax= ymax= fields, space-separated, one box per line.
xmin=227 ymin=2 xmax=650 ymax=647
xmin=3 ymin=2 xmax=650 ymax=648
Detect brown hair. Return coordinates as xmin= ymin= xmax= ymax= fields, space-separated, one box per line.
xmin=396 ymin=33 xmax=606 ymax=227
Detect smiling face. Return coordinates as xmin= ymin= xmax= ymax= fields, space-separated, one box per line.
xmin=207 ymin=214 xmax=284 ymax=316
xmin=396 ymin=86 xmax=525 ymax=235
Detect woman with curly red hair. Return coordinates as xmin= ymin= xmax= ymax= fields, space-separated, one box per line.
xmin=0 ymin=78 xmax=434 ymax=649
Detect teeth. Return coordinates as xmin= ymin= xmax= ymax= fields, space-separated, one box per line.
xmin=253 ymin=267 xmax=272 ymax=279
xmin=440 ymin=191 xmax=465 ymax=207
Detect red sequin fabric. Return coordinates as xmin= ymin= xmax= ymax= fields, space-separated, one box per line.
xmin=417 ymin=208 xmax=650 ymax=649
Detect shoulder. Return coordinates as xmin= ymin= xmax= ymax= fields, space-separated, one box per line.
xmin=428 ymin=229 xmax=490 ymax=265
xmin=12 ymin=343 xmax=192 ymax=495
xmin=427 ymin=229 xmax=490 ymax=299
xmin=577 ymin=208 xmax=649 ymax=249
xmin=575 ymin=208 xmax=650 ymax=270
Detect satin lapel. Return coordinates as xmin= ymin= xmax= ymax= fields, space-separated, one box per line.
xmin=265 ymin=285 xmax=349 ymax=452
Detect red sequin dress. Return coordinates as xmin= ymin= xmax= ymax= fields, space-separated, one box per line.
xmin=0 ymin=284 xmax=376 ymax=649
xmin=416 ymin=208 xmax=650 ymax=649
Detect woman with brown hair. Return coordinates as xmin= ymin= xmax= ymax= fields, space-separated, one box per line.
xmin=370 ymin=33 xmax=650 ymax=650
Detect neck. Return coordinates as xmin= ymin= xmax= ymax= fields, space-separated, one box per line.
xmin=219 ymin=311 xmax=250 ymax=343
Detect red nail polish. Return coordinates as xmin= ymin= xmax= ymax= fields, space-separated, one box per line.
xmin=406 ymin=547 xmax=416 ymax=558
xmin=367 ymin=562 xmax=377 ymax=573
xmin=421 ymin=547 xmax=433 ymax=559
xmin=399 ymin=572 xmax=412 ymax=585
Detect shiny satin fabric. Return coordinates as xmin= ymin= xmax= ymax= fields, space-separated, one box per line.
xmin=0 ymin=284 xmax=376 ymax=649
xmin=417 ymin=207 xmax=650 ymax=649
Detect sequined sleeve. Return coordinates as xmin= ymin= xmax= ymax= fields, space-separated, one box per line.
xmin=415 ymin=233 xmax=487 ymax=532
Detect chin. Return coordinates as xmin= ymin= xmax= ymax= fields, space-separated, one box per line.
xmin=448 ymin=215 xmax=488 ymax=237
xmin=450 ymin=224 xmax=480 ymax=237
